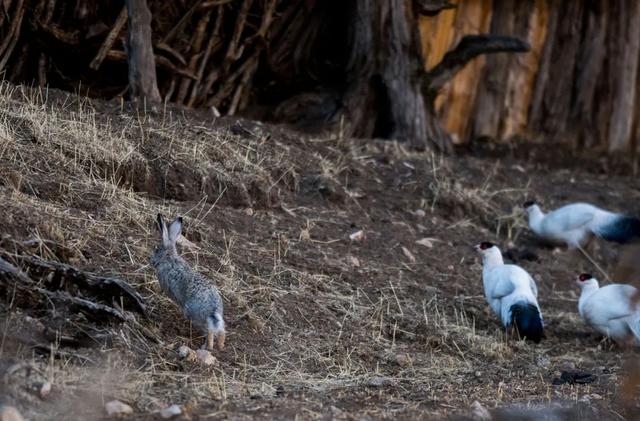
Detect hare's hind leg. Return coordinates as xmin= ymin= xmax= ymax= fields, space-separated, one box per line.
xmin=216 ymin=331 xmax=225 ymax=350
xmin=206 ymin=330 xmax=215 ymax=351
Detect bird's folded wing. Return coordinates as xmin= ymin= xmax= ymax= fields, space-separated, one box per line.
xmin=488 ymin=269 xmax=516 ymax=299
xmin=585 ymin=289 xmax=638 ymax=322
xmin=548 ymin=208 xmax=593 ymax=231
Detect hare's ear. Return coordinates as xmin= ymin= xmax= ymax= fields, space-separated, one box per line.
xmin=157 ymin=213 xmax=170 ymax=245
xmin=168 ymin=217 xmax=183 ymax=245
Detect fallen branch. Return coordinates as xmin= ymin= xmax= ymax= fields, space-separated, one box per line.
xmin=0 ymin=255 xmax=32 ymax=284
xmin=156 ymin=42 xmax=187 ymax=66
xmin=14 ymin=254 xmax=148 ymax=317
xmin=90 ymin=6 xmax=128 ymax=70
xmin=425 ymin=34 xmax=530 ymax=95
xmin=414 ymin=0 xmax=455 ymax=16
xmin=36 ymin=287 xmax=128 ymax=323
xmin=106 ymin=49 xmax=198 ymax=80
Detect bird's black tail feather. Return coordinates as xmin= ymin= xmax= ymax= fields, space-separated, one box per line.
xmin=510 ymin=302 xmax=544 ymax=343
xmin=599 ymin=216 xmax=640 ymax=243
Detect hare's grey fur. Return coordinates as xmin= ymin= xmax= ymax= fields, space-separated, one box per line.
xmin=150 ymin=214 xmax=225 ymax=350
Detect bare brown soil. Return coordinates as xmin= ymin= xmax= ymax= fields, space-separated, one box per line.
xmin=0 ymin=83 xmax=639 ymax=420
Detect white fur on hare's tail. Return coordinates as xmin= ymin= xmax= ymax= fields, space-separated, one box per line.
xmin=150 ymin=214 xmax=226 ymax=350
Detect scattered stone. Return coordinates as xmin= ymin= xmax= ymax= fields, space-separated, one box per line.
xmin=299 ymin=228 xmax=311 ymax=242
xmin=414 ymin=209 xmax=426 ymax=218
xmin=401 ymin=247 xmax=416 ymax=263
xmin=245 ymin=207 xmax=254 ymax=216
xmin=39 ymin=381 xmax=52 ymax=398
xmin=349 ymin=230 xmax=365 ymax=242
xmin=348 ymin=256 xmax=361 ymax=268
xmin=160 ymin=404 xmax=182 ymax=419
xmin=470 ymin=400 xmax=492 ymax=421
xmin=105 ymin=400 xmax=133 ymax=417
xmin=415 ymin=238 xmax=434 ymax=248
xmin=195 ymin=349 xmax=217 ymax=366
xmin=0 ymin=406 xmax=24 ymax=421
xmin=177 ymin=345 xmax=197 ymax=362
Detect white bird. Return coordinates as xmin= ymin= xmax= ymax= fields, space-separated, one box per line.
xmin=475 ymin=242 xmax=544 ymax=342
xmin=524 ymin=201 xmax=640 ymax=248
xmin=576 ymin=273 xmax=640 ymax=346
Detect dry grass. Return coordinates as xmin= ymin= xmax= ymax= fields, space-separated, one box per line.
xmin=0 ymin=82 xmax=639 ymax=419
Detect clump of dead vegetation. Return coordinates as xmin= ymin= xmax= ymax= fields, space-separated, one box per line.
xmin=0 ymin=82 xmax=639 ymax=419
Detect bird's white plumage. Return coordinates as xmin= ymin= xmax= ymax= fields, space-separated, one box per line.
xmin=478 ymin=245 xmax=542 ymax=328
xmin=526 ymin=202 xmax=618 ymax=248
xmin=577 ymin=276 xmax=640 ymax=345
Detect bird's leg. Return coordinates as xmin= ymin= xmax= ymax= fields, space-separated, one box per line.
xmin=577 ymin=244 xmax=611 ymax=282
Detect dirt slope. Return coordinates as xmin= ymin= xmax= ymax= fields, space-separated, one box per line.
xmin=0 ymin=83 xmax=639 ymax=420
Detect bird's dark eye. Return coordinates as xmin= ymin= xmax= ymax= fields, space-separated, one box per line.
xmin=523 ymin=200 xmax=536 ymax=208
xmin=579 ymin=273 xmax=592 ymax=282
xmin=479 ymin=241 xmax=494 ymax=250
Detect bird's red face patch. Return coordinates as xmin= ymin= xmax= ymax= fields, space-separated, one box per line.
xmin=578 ymin=273 xmax=593 ymax=282
xmin=478 ymin=242 xmax=494 ymax=250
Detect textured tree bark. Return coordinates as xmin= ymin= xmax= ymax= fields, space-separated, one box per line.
xmin=343 ymin=0 xmax=437 ymax=150
xmin=606 ymin=0 xmax=640 ymax=152
xmin=528 ymin=1 xmax=584 ymax=137
xmin=341 ymin=0 xmax=528 ymax=151
xmin=471 ymin=0 xmax=535 ymax=140
xmin=125 ymin=0 xmax=161 ymax=104
xmin=570 ymin=0 xmax=608 ymax=149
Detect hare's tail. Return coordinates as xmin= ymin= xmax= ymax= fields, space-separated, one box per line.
xmin=206 ymin=312 xmax=225 ymax=350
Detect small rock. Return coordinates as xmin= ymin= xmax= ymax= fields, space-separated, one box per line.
xmin=401 ymin=247 xmax=416 ymax=263
xmin=347 ymin=256 xmax=361 ymax=268
xmin=349 ymin=230 xmax=365 ymax=242
xmin=0 ymin=406 xmax=24 ymax=421
xmin=245 ymin=207 xmax=254 ymax=216
xmin=39 ymin=381 xmax=52 ymax=398
xmin=299 ymin=228 xmax=311 ymax=242
xmin=414 ymin=209 xmax=426 ymax=218
xmin=470 ymin=400 xmax=492 ymax=421
xmin=415 ymin=238 xmax=434 ymax=248
xmin=177 ymin=345 xmax=197 ymax=362
xmin=195 ymin=349 xmax=217 ymax=366
xmin=160 ymin=404 xmax=182 ymax=419
xmin=105 ymin=400 xmax=133 ymax=417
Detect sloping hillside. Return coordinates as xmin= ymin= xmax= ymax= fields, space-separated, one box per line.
xmin=0 ymin=83 xmax=639 ymax=419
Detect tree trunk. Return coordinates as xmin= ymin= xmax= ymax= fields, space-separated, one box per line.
xmin=125 ymin=0 xmax=161 ymax=104
xmin=528 ymin=1 xmax=584 ymax=138
xmin=343 ymin=0 xmax=438 ymax=150
xmin=471 ymin=0 xmax=536 ymax=140
xmin=341 ymin=0 xmax=528 ymax=152
xmin=606 ymin=0 xmax=640 ymax=153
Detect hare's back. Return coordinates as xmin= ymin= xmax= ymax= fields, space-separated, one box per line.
xmin=184 ymin=274 xmax=223 ymax=320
